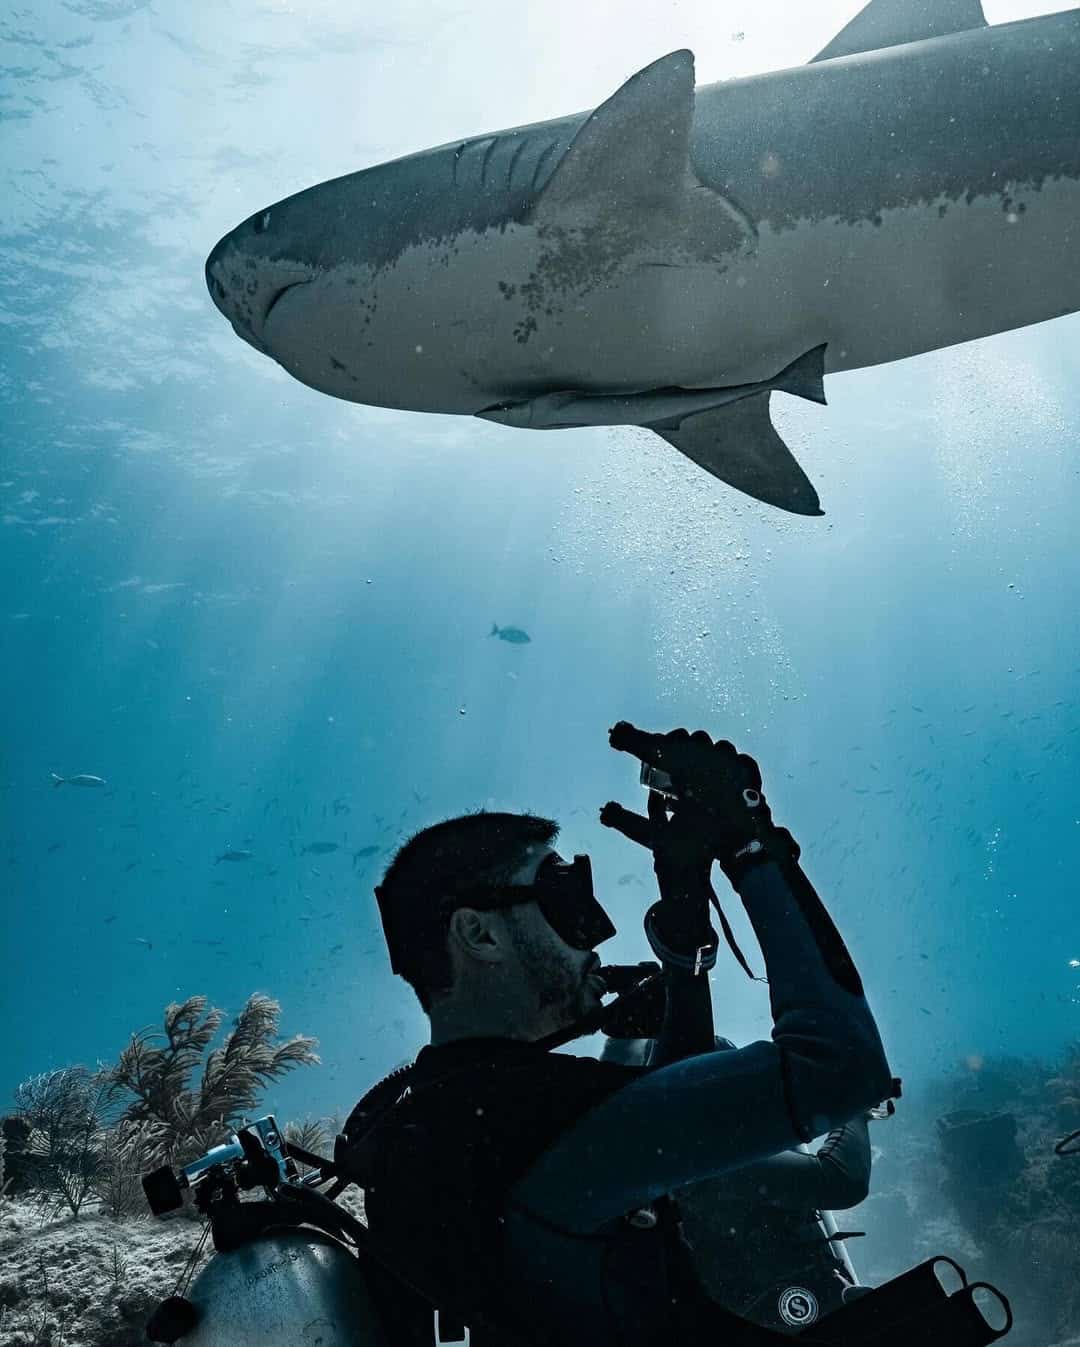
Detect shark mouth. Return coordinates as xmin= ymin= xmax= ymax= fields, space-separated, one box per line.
xmin=262 ymin=279 xmax=311 ymax=335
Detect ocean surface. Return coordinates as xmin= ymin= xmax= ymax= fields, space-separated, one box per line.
xmin=2 ymin=0 xmax=1078 ymax=1242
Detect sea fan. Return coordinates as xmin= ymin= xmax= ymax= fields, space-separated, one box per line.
xmin=284 ymin=1117 xmax=335 ymax=1176
xmin=108 ymin=993 xmax=319 ymax=1166
xmin=13 ymin=1066 xmax=113 ymax=1217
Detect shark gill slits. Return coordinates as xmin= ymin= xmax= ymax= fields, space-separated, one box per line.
xmin=480 ymin=137 xmax=499 ymax=187
xmin=452 ymin=137 xmax=499 ymax=191
xmin=530 ymin=138 xmax=561 ymax=192
xmin=506 ymin=138 xmax=528 ymax=190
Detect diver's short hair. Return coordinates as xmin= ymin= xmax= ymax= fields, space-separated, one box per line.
xmin=376 ymin=810 xmax=560 ymax=1013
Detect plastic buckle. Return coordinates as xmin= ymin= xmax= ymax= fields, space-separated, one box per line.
xmin=434 ymin=1310 xmax=469 ymax=1344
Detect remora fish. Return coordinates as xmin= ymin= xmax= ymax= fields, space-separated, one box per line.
xmin=216 ymin=849 xmax=254 ymax=863
xmin=490 ymin=623 xmax=531 ymax=644
xmin=51 ymin=773 xmax=106 ymax=788
xmin=302 ymin=841 xmax=339 ymax=855
xmin=206 ymin=0 xmax=1080 ymax=516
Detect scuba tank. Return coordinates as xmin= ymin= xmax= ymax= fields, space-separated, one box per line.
xmin=159 ymin=1228 xmax=388 ymax=1347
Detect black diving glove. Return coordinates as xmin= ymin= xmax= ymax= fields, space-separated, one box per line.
xmin=605 ymin=723 xmax=798 ymax=885
xmin=601 ymin=724 xmax=799 ymax=974
xmin=600 ymin=782 xmax=719 ymax=970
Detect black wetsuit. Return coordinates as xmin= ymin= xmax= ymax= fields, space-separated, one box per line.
xmin=347 ymin=857 xmax=893 ymax=1346
xmin=601 ymin=1035 xmax=872 ymax=1332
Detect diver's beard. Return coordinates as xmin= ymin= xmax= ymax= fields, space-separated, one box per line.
xmin=512 ymin=928 xmax=589 ymax=1026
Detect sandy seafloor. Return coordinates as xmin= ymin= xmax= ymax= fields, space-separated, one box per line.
xmin=0 ymin=1188 xmax=369 ymax=1347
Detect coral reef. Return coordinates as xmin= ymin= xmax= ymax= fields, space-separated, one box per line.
xmin=0 ymin=992 xmax=322 ymax=1345
xmin=868 ymin=1043 xmax=1080 ymax=1347
xmin=1047 ymin=1044 xmax=1080 ymax=1134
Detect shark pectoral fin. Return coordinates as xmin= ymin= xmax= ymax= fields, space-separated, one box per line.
xmin=528 ymin=50 xmax=695 ymax=219
xmin=810 ymin=0 xmax=986 ymax=63
xmin=654 ymin=393 xmax=824 ymax=516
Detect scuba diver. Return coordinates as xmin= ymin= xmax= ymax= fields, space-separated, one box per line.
xmin=338 ymin=723 xmax=900 ymax=1344
xmin=602 ymin=1031 xmax=891 ymax=1332
xmin=140 ymin=722 xmax=1012 ymax=1347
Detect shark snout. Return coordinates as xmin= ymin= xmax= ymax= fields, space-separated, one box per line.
xmin=205 ymin=227 xmax=311 ymax=350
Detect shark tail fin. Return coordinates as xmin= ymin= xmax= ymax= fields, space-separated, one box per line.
xmin=654 ymin=392 xmax=824 ymax=516
xmin=771 ymin=344 xmax=828 ymax=406
xmin=490 ymin=623 xmax=500 ymax=637
xmin=51 ymin=773 xmax=65 ymax=787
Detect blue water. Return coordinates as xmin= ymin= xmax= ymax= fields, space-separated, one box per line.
xmin=3 ymin=0 xmax=1079 ymax=1141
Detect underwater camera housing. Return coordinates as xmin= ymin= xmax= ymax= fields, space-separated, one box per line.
xmin=639 ymin=760 xmax=678 ymax=798
xmin=143 ymin=1115 xmax=296 ymax=1225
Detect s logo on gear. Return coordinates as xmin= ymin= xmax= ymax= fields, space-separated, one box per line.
xmin=778 ymin=1286 xmax=819 ymax=1326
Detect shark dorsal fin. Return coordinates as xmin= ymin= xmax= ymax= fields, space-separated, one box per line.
xmin=528 ymin=49 xmax=695 ymax=220
xmin=810 ymin=0 xmax=987 ymax=64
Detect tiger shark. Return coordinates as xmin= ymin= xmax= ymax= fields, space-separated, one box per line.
xmin=205 ymin=0 xmax=1080 ymax=516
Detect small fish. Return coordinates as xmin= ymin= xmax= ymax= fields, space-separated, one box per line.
xmin=489 ymin=623 xmax=531 ymax=645
xmin=50 ymin=773 xmax=106 ymax=788
xmin=352 ymin=845 xmax=379 ymax=867
xmin=216 ymin=849 xmax=253 ymax=864
xmin=134 ymin=937 xmax=153 ymax=950
xmin=47 ymin=842 xmax=63 ymax=854
xmin=302 ymin=842 xmax=339 ymax=855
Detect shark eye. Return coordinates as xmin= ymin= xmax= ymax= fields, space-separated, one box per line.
xmin=253 ymin=211 xmax=271 ymax=235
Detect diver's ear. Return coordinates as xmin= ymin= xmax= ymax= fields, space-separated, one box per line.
xmin=447 ymin=907 xmax=506 ymax=964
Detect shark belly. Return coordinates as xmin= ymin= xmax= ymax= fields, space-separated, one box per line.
xmin=262 ymin=221 xmax=751 ymax=413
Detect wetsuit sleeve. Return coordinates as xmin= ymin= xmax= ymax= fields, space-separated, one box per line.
xmin=718 ymin=1115 xmax=872 ymax=1211
xmin=509 ymin=858 xmax=892 ymax=1234
xmin=650 ymin=965 xmax=717 ymax=1066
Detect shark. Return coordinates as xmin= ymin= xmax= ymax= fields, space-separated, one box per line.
xmin=205 ymin=0 xmax=1080 ymax=516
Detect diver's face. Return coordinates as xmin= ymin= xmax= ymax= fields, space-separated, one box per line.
xmin=505 ymin=845 xmax=606 ymax=1030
